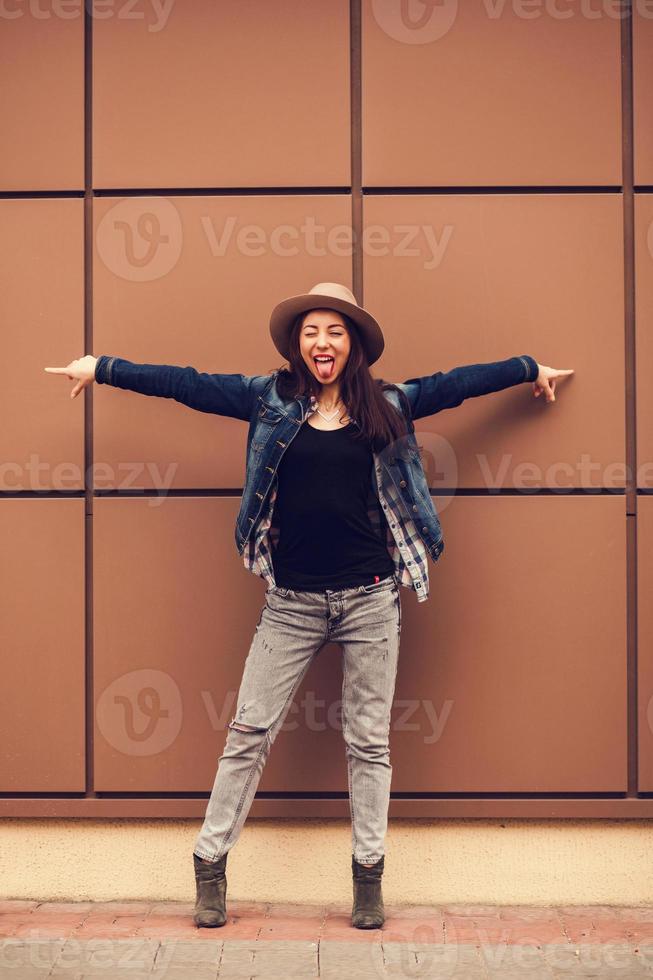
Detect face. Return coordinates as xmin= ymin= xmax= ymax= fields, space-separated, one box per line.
xmin=299 ymin=309 xmax=351 ymax=388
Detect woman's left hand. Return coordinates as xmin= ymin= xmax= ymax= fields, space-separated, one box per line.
xmin=531 ymin=363 xmax=574 ymax=403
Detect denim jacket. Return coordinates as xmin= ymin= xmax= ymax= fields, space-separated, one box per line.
xmin=95 ymin=353 xmax=538 ymax=602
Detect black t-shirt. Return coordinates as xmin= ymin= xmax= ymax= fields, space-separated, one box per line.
xmin=271 ymin=420 xmax=395 ymax=591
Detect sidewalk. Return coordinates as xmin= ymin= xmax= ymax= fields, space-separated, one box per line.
xmin=2 ymin=900 xmax=653 ymax=977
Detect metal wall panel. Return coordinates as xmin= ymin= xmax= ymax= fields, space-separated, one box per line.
xmin=0 ymin=1 xmax=84 ymax=190
xmin=0 ymin=499 xmax=85 ymax=791
xmin=1 ymin=199 xmax=85 ymax=493
xmin=93 ymin=0 xmax=350 ymax=188
xmin=362 ymin=2 xmax=621 ymax=186
xmin=636 ymin=194 xmax=653 ymax=487
xmin=634 ymin=7 xmax=653 ymax=185
xmin=365 ymin=193 xmax=624 ymax=490
xmin=638 ymin=497 xmax=653 ymax=790
xmin=391 ymin=494 xmax=627 ymax=792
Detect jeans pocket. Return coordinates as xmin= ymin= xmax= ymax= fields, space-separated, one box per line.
xmin=359 ymin=576 xmax=396 ymax=595
xmin=270 ymin=585 xmax=295 ymax=598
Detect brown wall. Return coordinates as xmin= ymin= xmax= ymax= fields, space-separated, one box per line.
xmin=1 ymin=0 xmax=651 ymax=818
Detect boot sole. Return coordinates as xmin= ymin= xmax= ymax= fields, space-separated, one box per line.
xmin=193 ymin=913 xmax=227 ymax=928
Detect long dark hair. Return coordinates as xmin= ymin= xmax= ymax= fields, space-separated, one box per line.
xmin=273 ymin=310 xmax=410 ymax=453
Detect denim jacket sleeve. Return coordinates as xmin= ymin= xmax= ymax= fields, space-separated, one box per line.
xmin=398 ymin=354 xmax=539 ymax=421
xmin=94 ymin=354 xmax=262 ymax=422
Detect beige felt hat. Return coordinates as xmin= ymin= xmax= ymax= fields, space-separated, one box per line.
xmin=269 ymin=282 xmax=384 ymax=366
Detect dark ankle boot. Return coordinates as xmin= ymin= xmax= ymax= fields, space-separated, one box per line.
xmin=351 ymin=855 xmax=385 ymax=929
xmin=193 ymin=852 xmax=228 ymax=927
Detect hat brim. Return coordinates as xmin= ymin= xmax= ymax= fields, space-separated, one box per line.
xmin=269 ymin=292 xmax=384 ymax=366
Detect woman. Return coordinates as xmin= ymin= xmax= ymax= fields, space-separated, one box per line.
xmin=45 ymin=282 xmax=572 ymax=930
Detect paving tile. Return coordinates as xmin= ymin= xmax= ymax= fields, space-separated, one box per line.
xmin=257 ymin=909 xmax=323 ymax=942
xmin=261 ymin=901 xmax=327 ymax=919
xmin=559 ymin=916 xmax=597 ymax=943
xmin=222 ymin=900 xmax=270 ymax=918
xmin=479 ymin=942 xmax=555 ymax=975
xmin=485 ymin=972 xmax=554 ymax=979
xmin=383 ymin=939 xmax=483 ymax=977
xmin=540 ymin=941 xmax=644 ymax=975
xmin=151 ymin=969 xmax=219 ymax=980
xmin=148 ymin=902 xmax=196 ymax=917
xmin=320 ymin=911 xmax=382 ymax=942
xmin=152 ymin=940 xmax=222 ymax=978
xmin=195 ymin=914 xmax=264 ymax=941
xmin=11 ymin=922 xmax=81 ymax=940
xmin=383 ymin=903 xmax=446 ymax=918
xmin=443 ymin=914 xmax=485 ymax=943
xmin=557 ymin=905 xmax=624 ymax=919
xmin=35 ymin=903 xmax=95 ymax=914
xmin=622 ymin=923 xmax=653 ymax=943
xmin=441 ymin=903 xmax=502 ymax=916
xmin=499 ymin=906 xmax=562 ymax=922
xmin=616 ymin=907 xmax=653 ymax=922
xmin=636 ymin=943 xmax=653 ymax=967
xmin=83 ymin=902 xmax=154 ymax=917
xmin=50 ymin=938 xmax=159 ymax=976
xmin=380 ymin=915 xmax=445 ymax=945
xmin=0 ymin=972 xmax=58 ymax=980
xmin=318 ymin=939 xmax=385 ymax=979
xmin=0 ymin=914 xmax=33 ymax=937
xmin=0 ymin=901 xmax=40 ymax=914
xmin=475 ymin=921 xmax=569 ymax=946
xmin=216 ymin=938 xmax=318 ymax=977
xmin=154 ymin=938 xmax=223 ymax=965
xmin=0 ymin=938 xmax=67 ymax=975
xmin=72 ymin=913 xmax=149 ymax=940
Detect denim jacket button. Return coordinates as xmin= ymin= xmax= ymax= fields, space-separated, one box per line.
xmin=399 ymin=480 xmax=407 ymax=488
xmin=412 ymin=504 xmax=418 ymax=512
xmin=422 ymin=526 xmax=428 ymax=532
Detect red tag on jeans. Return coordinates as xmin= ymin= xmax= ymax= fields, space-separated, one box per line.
xmin=374 ymin=575 xmax=380 ymax=583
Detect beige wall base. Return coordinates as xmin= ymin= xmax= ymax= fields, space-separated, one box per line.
xmin=2 ymin=819 xmax=653 ymax=905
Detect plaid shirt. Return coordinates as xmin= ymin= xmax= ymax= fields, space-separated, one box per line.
xmin=244 ymin=399 xmax=433 ymax=601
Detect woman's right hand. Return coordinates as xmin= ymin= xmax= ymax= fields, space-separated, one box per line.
xmin=44 ymin=355 xmax=99 ymax=399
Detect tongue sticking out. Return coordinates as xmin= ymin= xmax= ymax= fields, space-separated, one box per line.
xmin=315 ymin=358 xmax=334 ymax=380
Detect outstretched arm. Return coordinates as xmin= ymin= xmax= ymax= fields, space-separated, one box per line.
xmin=396 ymin=355 xmax=539 ymax=421
xmin=45 ymin=354 xmax=262 ymax=422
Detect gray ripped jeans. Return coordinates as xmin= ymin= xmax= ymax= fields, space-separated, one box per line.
xmin=193 ymin=573 xmax=402 ymax=866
